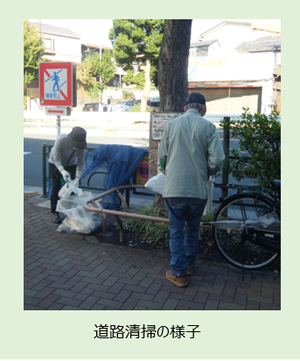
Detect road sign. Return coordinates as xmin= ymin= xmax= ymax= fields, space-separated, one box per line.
xmin=45 ymin=107 xmax=71 ymax=116
xmin=39 ymin=62 xmax=77 ymax=107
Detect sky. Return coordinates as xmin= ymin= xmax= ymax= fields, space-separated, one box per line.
xmin=28 ymin=18 xmax=281 ymax=48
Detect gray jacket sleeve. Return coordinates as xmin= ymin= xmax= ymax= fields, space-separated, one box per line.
xmin=50 ymin=136 xmax=65 ymax=172
xmin=76 ymin=149 xmax=85 ymax=173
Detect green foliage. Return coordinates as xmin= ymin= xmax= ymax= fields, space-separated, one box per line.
xmin=87 ymin=83 xmax=102 ymax=99
xmin=122 ymin=205 xmax=215 ymax=248
xmin=77 ymin=63 xmax=94 ymax=88
xmin=99 ymin=49 xmax=116 ymax=85
xmin=109 ymin=19 xmax=164 ymax=86
xmin=122 ymin=90 xmax=135 ymax=100
xmin=129 ymin=103 xmax=151 ymax=112
xmin=23 ymin=20 xmax=46 ymax=83
xmin=85 ymin=49 xmax=102 ymax=78
xmin=122 ymin=204 xmax=170 ymax=247
xmin=77 ymin=49 xmax=115 ymax=94
xmin=122 ymin=70 xmax=145 ymax=88
xmin=199 ymin=211 xmax=214 ymax=240
xmin=220 ymin=107 xmax=281 ymax=188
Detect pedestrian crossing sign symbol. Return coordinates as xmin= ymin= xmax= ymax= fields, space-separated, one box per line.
xmin=39 ymin=62 xmax=76 ymax=107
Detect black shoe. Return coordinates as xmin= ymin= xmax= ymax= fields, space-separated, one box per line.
xmin=53 ymin=212 xmax=62 ymax=224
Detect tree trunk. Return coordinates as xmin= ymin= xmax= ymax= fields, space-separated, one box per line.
xmin=158 ymin=20 xmax=192 ymax=112
xmin=154 ymin=20 xmax=192 ymax=208
xmin=141 ymin=55 xmax=152 ymax=112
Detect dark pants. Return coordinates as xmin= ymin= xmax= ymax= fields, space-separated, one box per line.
xmin=165 ymin=197 xmax=207 ymax=276
xmin=49 ymin=163 xmax=76 ymax=213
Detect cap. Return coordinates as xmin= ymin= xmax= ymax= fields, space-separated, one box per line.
xmin=185 ymin=92 xmax=206 ymax=106
xmin=67 ymin=127 xmax=87 ymax=149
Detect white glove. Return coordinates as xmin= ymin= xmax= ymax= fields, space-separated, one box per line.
xmin=61 ymin=169 xmax=71 ymax=183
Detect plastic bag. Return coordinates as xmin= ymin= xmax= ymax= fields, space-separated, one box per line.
xmin=56 ymin=191 xmax=104 ymax=234
xmin=144 ymin=172 xmax=166 ymax=194
xmin=58 ymin=180 xmax=83 ymax=199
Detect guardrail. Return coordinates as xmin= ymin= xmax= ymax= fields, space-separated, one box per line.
xmin=25 ymin=110 xmax=151 ymax=124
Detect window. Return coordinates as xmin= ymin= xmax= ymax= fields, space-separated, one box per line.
xmin=43 ymin=37 xmax=54 ymax=51
xmin=189 ymin=46 xmax=208 ymax=57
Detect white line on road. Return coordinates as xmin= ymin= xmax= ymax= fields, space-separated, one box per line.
xmin=24 ymin=152 xmax=32 ymax=155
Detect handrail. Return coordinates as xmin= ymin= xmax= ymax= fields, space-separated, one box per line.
xmin=84 ymin=184 xmax=211 ymax=243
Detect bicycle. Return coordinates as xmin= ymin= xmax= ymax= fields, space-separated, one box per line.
xmin=209 ymin=180 xmax=281 ymax=271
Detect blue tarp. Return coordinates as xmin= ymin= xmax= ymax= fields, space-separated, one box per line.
xmin=81 ymin=144 xmax=147 ymax=209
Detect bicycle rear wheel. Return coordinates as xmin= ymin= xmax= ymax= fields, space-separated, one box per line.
xmin=213 ymin=192 xmax=280 ymax=269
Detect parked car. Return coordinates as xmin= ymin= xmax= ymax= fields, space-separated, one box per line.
xmin=111 ymin=100 xmax=139 ymax=112
xmin=147 ymin=98 xmax=160 ymax=111
xmin=82 ymin=102 xmax=108 ymax=112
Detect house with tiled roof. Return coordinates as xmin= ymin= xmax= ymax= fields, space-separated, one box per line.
xmin=30 ymin=22 xmax=82 ymax=63
xmin=188 ymin=21 xmax=281 ymax=114
xmin=235 ymin=35 xmax=281 ymax=112
xmin=235 ymin=35 xmax=281 ymax=53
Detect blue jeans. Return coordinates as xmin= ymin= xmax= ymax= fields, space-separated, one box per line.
xmin=165 ymin=197 xmax=207 ymax=276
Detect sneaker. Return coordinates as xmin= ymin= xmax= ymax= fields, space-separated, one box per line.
xmin=186 ymin=267 xmax=194 ymax=276
xmin=166 ymin=270 xmax=188 ymax=287
xmin=53 ymin=212 xmax=62 ymax=224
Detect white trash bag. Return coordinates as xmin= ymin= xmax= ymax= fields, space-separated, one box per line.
xmin=144 ymin=172 xmax=165 ymax=195
xmin=58 ymin=180 xmax=83 ymax=199
xmin=56 ymin=190 xmax=104 ymax=234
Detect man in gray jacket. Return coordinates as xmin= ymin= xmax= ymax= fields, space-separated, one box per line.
xmin=159 ymin=92 xmax=225 ymax=287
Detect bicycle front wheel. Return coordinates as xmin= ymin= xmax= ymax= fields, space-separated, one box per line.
xmin=213 ymin=192 xmax=280 ymax=269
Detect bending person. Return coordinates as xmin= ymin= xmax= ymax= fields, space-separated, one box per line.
xmin=48 ymin=127 xmax=87 ymax=223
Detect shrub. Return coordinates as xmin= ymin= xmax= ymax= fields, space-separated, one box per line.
xmin=129 ymin=103 xmax=151 ymax=112
xmin=122 ymin=90 xmax=135 ymax=100
xmin=121 ymin=204 xmax=215 ymax=248
xmin=220 ymin=107 xmax=281 ymax=189
xmin=122 ymin=204 xmax=170 ymax=247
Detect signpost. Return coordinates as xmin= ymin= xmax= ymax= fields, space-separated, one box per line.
xmin=151 ymin=112 xmax=183 ymax=140
xmin=45 ymin=107 xmax=71 ymax=116
xmin=39 ymin=62 xmax=77 ymax=136
xmin=149 ymin=112 xmax=182 ymax=180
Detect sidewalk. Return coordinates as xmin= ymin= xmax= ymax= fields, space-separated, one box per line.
xmin=24 ymin=191 xmax=281 ymax=310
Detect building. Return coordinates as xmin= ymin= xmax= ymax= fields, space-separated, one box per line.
xmin=235 ymin=35 xmax=281 ymax=112
xmin=30 ymin=21 xmax=81 ymax=64
xmin=188 ymin=21 xmax=281 ymax=114
xmin=196 ymin=21 xmax=280 ymax=49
